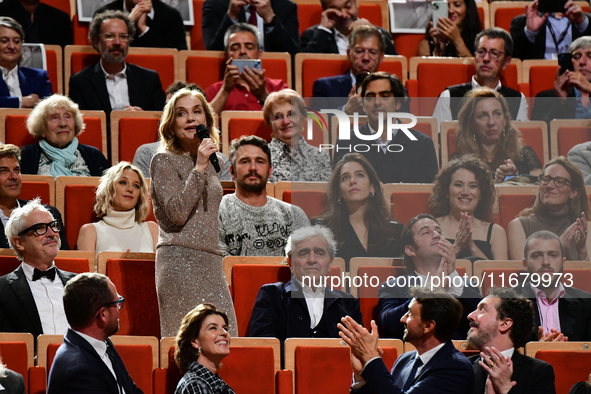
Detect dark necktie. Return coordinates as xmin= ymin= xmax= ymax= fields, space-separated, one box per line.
xmin=106 ymin=343 xmax=125 ymax=394
xmin=32 ymin=267 xmax=56 ymax=281
xmin=402 ymin=356 xmax=423 ymax=390
xmin=248 ymin=5 xmax=258 ymax=26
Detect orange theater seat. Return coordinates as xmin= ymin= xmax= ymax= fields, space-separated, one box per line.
xmin=0 ymin=333 xmax=34 ymax=393
xmin=105 ymin=258 xmax=161 ymax=337
xmin=190 ymin=0 xmax=206 ymax=50
xmin=393 ymin=33 xmax=424 ymax=59
xmin=282 ymin=190 xmax=327 ymax=220
xmin=110 ymin=111 xmax=162 ymax=163
xmin=391 ymin=191 xmax=431 ymax=225
xmin=357 ymin=266 xmax=406 ymax=329
xmin=534 ymin=350 xmax=591 ymax=394
xmin=498 ymin=194 xmax=536 ymax=230
xmin=45 ymin=45 xmax=63 ymax=94
xmin=555 ymin=125 xmax=591 ymax=157
xmin=0 ymin=255 xmax=90 ymax=276
xmin=61 ymin=183 xmax=99 ymax=248
xmin=72 ymin=15 xmax=90 ymax=46
xmin=20 ymin=181 xmax=51 ymax=205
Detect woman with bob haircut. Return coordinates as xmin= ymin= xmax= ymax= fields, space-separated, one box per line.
xmin=21 ymin=94 xmax=110 ymax=177
xmin=150 ymin=88 xmax=237 ymax=337
xmin=508 ymin=156 xmax=591 ymax=260
xmin=429 ymin=155 xmax=507 ymax=260
xmin=316 ymin=153 xmax=402 ymax=269
xmin=77 ymin=161 xmax=158 ymax=256
xmin=453 ymin=88 xmax=542 ymax=183
xmin=174 ymin=303 xmax=233 ymax=394
xmin=263 ymin=89 xmax=331 ymax=182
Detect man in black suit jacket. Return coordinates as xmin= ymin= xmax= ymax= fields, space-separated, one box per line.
xmin=0 ymin=199 xmax=76 ymax=338
xmin=248 ymin=226 xmax=362 ymax=341
xmin=0 ymin=144 xmax=69 ymax=250
xmin=467 ymin=287 xmax=556 ymax=394
xmin=95 ymin=0 xmax=187 ymax=50
xmin=339 ymin=287 xmax=474 ymax=393
xmin=517 ymin=230 xmax=591 ymax=342
xmin=202 ymin=0 xmax=299 ymax=55
xmin=379 ymin=214 xmax=481 ymax=340
xmin=531 ymin=36 xmax=591 ymax=123
xmin=333 ymin=72 xmax=438 ymax=183
xmin=0 ymin=361 xmax=25 ymax=394
xmin=68 ymin=10 xmax=166 ymax=121
xmin=300 ymin=0 xmax=396 ymax=55
xmin=47 ymin=273 xmax=142 ymax=394
xmin=510 ymin=0 xmax=591 ymax=60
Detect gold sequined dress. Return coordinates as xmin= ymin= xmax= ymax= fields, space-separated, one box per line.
xmin=150 ymin=151 xmax=237 ymax=337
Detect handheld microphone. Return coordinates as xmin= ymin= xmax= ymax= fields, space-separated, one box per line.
xmin=195 ymin=124 xmax=221 ymax=173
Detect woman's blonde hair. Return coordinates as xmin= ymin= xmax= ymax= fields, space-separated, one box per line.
xmin=26 ymin=94 xmax=85 ymax=140
xmin=519 ymin=156 xmax=590 ymax=220
xmin=455 ymin=88 xmax=522 ymax=171
xmin=262 ymin=88 xmax=306 ymax=129
xmin=158 ymin=89 xmax=219 ymax=154
xmin=93 ymin=161 xmax=150 ymax=222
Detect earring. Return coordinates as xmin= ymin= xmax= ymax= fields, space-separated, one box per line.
xmin=195 ymin=347 xmax=201 ymax=357
xmin=473 ymin=133 xmax=476 ymax=142
xmin=370 ymin=192 xmax=375 ymax=197
xmin=338 ymin=198 xmax=342 ymax=204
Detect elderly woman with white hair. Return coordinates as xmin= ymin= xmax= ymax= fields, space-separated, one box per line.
xmin=77 ymin=161 xmax=158 ymax=256
xmin=20 ymin=94 xmax=110 ymax=177
xmin=0 ymin=356 xmax=25 ymax=394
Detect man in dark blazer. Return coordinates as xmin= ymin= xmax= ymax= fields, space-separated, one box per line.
xmin=0 ymin=16 xmax=52 ymax=108
xmin=0 ymin=144 xmax=69 ymax=250
xmin=202 ymin=0 xmax=299 ymax=55
xmin=0 ymin=360 xmax=25 ymax=394
xmin=47 ymin=273 xmax=142 ymax=394
xmin=379 ymin=214 xmax=481 ymax=340
xmin=467 ymin=287 xmax=556 ymax=394
xmin=339 ymin=287 xmax=474 ymax=393
xmin=0 ymin=199 xmax=76 ymax=338
xmin=333 ymin=72 xmax=438 ymax=183
xmin=68 ymin=10 xmax=166 ymax=121
xmin=517 ymin=230 xmax=591 ymax=342
xmin=94 ymin=0 xmax=187 ymax=50
xmin=300 ymin=0 xmax=395 ymax=55
xmin=510 ymin=0 xmax=591 ymax=60
xmin=248 ymin=226 xmax=362 ymax=341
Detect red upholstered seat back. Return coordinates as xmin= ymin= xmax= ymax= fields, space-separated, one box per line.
xmin=391 ymin=191 xmax=431 ymax=225
xmin=117 ymin=117 xmax=160 ymax=163
xmin=20 ymin=181 xmax=51 ymax=204
xmin=0 ymin=256 xmax=90 ymax=275
xmin=0 ymin=342 xmax=28 ymax=378
xmin=218 ymin=346 xmax=276 ymax=394
xmin=535 ymin=350 xmax=591 ymax=394
xmin=227 ymin=118 xmax=272 ymax=143
xmin=283 ymin=190 xmax=327 ymax=220
xmin=497 ymin=194 xmax=536 ymax=230
xmin=556 ymin=126 xmax=591 ymax=157
xmin=115 ymin=344 xmax=155 ymax=394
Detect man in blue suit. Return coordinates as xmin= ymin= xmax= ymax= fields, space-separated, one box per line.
xmin=47 ymin=272 xmax=143 ymax=394
xmin=0 ymin=16 xmax=52 ymax=108
xmin=339 ymin=287 xmax=474 ymax=393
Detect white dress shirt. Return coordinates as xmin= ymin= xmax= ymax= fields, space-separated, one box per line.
xmin=1 ymin=65 xmax=22 ymax=107
xmin=100 ymin=61 xmax=130 ymax=111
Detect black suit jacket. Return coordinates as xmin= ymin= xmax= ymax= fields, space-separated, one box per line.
xmin=357 ymin=341 xmax=474 ymax=394
xmin=0 ymin=369 xmax=25 ymax=394
xmin=0 ymin=266 xmax=76 ymax=338
xmin=518 ymin=284 xmax=591 ymax=342
xmin=68 ymin=62 xmax=166 ymax=119
xmin=301 ymin=24 xmax=397 ymax=55
xmin=531 ymin=88 xmax=577 ymax=123
xmin=47 ymin=329 xmax=143 ymax=394
xmin=248 ymin=277 xmax=363 ymax=340
xmin=378 ymin=274 xmax=481 ymax=340
xmin=95 ymin=0 xmax=187 ymax=50
xmin=0 ymin=0 xmax=72 ymax=47
xmin=0 ymin=199 xmax=70 ymax=250
xmin=202 ymin=0 xmax=299 ymax=55
xmin=333 ymin=123 xmax=438 ymax=184
xmin=510 ymin=14 xmax=591 ymax=60
xmin=469 ymin=351 xmax=556 ymax=394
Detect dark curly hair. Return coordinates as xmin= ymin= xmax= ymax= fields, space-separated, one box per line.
xmin=174 ymin=303 xmax=229 ymax=374
xmin=487 ymin=287 xmax=534 ymax=349
xmin=400 ymin=213 xmax=438 ymax=271
xmin=320 ymin=153 xmax=397 ymax=252
xmin=428 ymin=155 xmax=496 ymax=222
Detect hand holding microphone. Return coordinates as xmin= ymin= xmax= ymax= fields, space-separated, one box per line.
xmin=195 ymin=124 xmax=221 ymax=173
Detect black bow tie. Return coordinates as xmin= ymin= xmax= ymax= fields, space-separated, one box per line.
xmin=32 ymin=267 xmax=56 ymax=281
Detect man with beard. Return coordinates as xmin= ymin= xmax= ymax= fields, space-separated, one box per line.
xmin=517 ymin=230 xmax=591 ymax=341
xmin=332 ymin=72 xmax=438 ymax=184
xmin=339 ymin=287 xmax=474 ymax=393
xmin=47 ymin=273 xmax=143 ymax=394
xmin=379 ymin=214 xmax=481 ymax=340
xmin=205 ymin=23 xmax=288 ymax=116
xmin=0 ymin=199 xmax=75 ymax=337
xmin=68 ymin=10 xmax=166 ymax=121
xmin=467 ymin=287 xmax=556 ymax=394
xmin=218 ymin=135 xmax=309 ymax=256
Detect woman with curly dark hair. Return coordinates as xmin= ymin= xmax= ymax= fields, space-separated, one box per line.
xmin=508 ymin=156 xmax=591 ymax=260
xmin=174 ymin=303 xmax=234 ymax=394
xmin=429 ymin=155 xmax=507 ymax=260
xmin=418 ymin=0 xmax=481 ymax=57
xmin=317 ymin=153 xmax=402 ymax=269
xmin=453 ymin=88 xmax=542 ymax=183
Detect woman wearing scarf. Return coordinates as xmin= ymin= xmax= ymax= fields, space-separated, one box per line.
xmin=21 ymin=94 xmax=110 ymax=177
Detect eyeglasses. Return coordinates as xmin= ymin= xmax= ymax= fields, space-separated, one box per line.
xmin=18 ymin=219 xmax=62 ymax=236
xmin=103 ymin=296 xmax=125 ymax=310
xmin=351 ymin=48 xmax=381 ymax=59
xmin=475 ymin=48 xmax=505 ymax=61
xmin=539 ymin=175 xmax=573 ymax=188
xmin=99 ymin=33 xmax=131 ymax=42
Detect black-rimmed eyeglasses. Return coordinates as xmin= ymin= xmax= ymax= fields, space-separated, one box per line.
xmin=474 ymin=48 xmax=505 ymax=61
xmin=539 ymin=175 xmax=573 ymax=188
xmin=18 ymin=219 xmax=62 ymax=236
xmin=103 ymin=296 xmax=125 ymax=310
